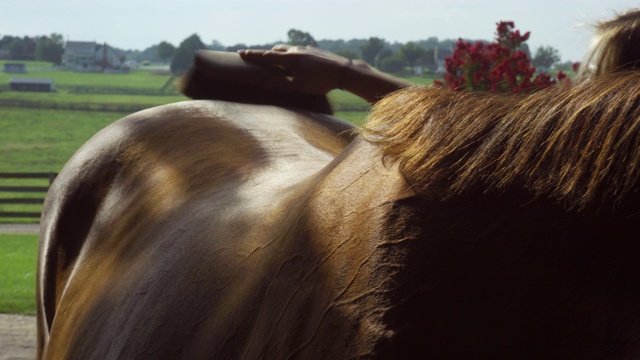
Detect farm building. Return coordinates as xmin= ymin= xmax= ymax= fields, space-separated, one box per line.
xmin=61 ymin=41 xmax=128 ymax=72
xmin=4 ymin=63 xmax=26 ymax=73
xmin=9 ymin=78 xmax=55 ymax=92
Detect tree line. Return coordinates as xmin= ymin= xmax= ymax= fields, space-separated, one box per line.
xmin=146 ymin=29 xmax=568 ymax=76
xmin=0 ymin=34 xmax=64 ymax=64
xmin=0 ymin=29 xmax=568 ymax=75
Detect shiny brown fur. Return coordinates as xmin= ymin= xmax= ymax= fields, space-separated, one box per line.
xmin=39 ymin=73 xmax=640 ymax=359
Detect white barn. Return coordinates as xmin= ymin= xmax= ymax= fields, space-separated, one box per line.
xmin=62 ymin=41 xmax=127 ymax=72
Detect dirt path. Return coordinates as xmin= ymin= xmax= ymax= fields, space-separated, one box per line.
xmin=0 ymin=314 xmax=36 ymax=359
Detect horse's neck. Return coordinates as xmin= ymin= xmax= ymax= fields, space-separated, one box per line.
xmin=309 ymin=139 xmax=640 ymax=357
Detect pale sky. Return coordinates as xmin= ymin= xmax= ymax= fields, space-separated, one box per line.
xmin=3 ymin=0 xmax=639 ymax=61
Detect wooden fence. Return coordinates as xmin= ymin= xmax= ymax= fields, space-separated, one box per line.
xmin=0 ymin=172 xmax=57 ymax=220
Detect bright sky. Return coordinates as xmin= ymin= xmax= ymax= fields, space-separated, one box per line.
xmin=3 ymin=0 xmax=639 ymax=61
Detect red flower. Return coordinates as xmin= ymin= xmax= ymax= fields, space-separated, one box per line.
xmin=572 ymin=62 xmax=581 ymax=72
xmin=439 ymin=21 xmax=564 ymax=93
xmin=557 ymin=70 xmax=567 ymax=82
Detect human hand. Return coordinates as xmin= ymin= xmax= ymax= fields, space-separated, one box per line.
xmin=238 ymin=44 xmax=354 ymax=95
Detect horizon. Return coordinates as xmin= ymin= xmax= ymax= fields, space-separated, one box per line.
xmin=4 ymin=0 xmax=640 ymax=62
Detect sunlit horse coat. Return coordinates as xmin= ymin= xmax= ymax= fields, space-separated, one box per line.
xmin=38 ymin=72 xmax=640 ymax=359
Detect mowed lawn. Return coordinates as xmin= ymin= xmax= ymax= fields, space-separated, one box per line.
xmin=0 ymin=64 xmax=173 ymax=89
xmin=0 ymin=234 xmax=38 ymax=315
xmin=0 ymin=107 xmax=130 ymax=172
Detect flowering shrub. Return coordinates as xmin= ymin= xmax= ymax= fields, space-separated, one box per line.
xmin=436 ymin=21 xmax=565 ymax=92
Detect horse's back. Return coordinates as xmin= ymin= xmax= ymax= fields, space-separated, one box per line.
xmin=37 ymin=97 xmax=640 ymax=359
xmin=37 ymin=100 xmax=354 ymax=359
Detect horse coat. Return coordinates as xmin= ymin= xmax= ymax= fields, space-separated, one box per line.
xmin=38 ymin=78 xmax=640 ymax=358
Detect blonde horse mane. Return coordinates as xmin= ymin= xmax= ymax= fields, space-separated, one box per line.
xmin=361 ymin=72 xmax=640 ymax=209
xmin=579 ymin=8 xmax=640 ymax=78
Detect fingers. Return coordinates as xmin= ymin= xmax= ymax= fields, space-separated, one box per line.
xmin=271 ymin=44 xmax=292 ymax=52
xmin=272 ymin=44 xmax=310 ymax=52
xmin=237 ymin=44 xmax=295 ymax=57
xmin=237 ymin=49 xmax=279 ymax=64
xmin=238 ymin=48 xmax=301 ymax=69
xmin=236 ymin=49 xmax=267 ymax=57
xmin=238 ymin=48 xmax=288 ymax=60
xmin=238 ymin=44 xmax=309 ymax=62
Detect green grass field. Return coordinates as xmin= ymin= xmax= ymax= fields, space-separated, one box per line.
xmin=0 ymin=107 xmax=129 ymax=172
xmin=0 ymin=107 xmax=130 ymax=223
xmin=0 ymin=61 xmax=173 ymax=89
xmin=0 ymin=234 xmax=38 ymax=315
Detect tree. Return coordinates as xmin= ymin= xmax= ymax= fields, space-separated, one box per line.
xmin=360 ymin=37 xmax=385 ymax=65
xmin=532 ymin=45 xmax=561 ymax=72
xmin=156 ymin=41 xmax=176 ymax=64
xmin=225 ymin=43 xmax=248 ymax=52
xmin=0 ymin=35 xmax=17 ymax=49
xmin=398 ymin=42 xmax=428 ymax=67
xmin=287 ymin=29 xmax=317 ymax=47
xmin=380 ymin=55 xmax=406 ymax=74
xmin=170 ymin=34 xmax=206 ymax=75
xmin=417 ymin=48 xmax=437 ymax=70
xmin=210 ymin=40 xmax=226 ymax=51
xmin=35 ymin=34 xmax=64 ymax=64
xmin=333 ymin=49 xmax=359 ymax=60
xmin=376 ymin=48 xmax=393 ymax=65
xmin=5 ymin=36 xmax=37 ymax=60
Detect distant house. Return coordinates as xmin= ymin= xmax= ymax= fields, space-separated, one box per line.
xmin=4 ymin=63 xmax=26 ymax=73
xmin=9 ymin=78 xmax=55 ymax=92
xmin=61 ymin=41 xmax=128 ymax=72
xmin=61 ymin=41 xmax=96 ymax=71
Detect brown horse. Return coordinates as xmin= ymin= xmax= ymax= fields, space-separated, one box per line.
xmin=38 ymin=72 xmax=640 ymax=359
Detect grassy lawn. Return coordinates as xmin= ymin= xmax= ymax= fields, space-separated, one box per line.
xmin=0 ymin=64 xmax=173 ymax=89
xmin=334 ymin=111 xmax=369 ymax=126
xmin=0 ymin=60 xmax=55 ymax=69
xmin=0 ymin=234 xmax=38 ymax=315
xmin=0 ymin=107 xmax=129 ymax=224
xmin=0 ymin=107 xmax=129 ymax=172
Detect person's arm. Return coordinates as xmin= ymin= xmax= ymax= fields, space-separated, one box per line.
xmin=238 ymin=45 xmax=411 ymax=104
xmin=341 ymin=59 xmax=412 ymax=104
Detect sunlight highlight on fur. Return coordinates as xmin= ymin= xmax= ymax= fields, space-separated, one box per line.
xmin=362 ymin=72 xmax=640 ymax=209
